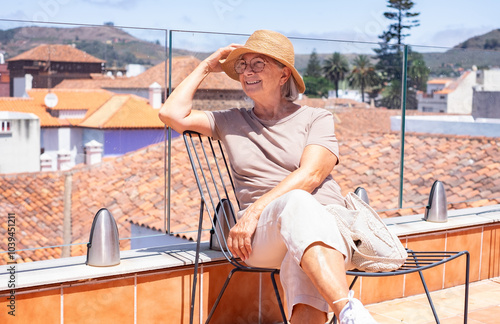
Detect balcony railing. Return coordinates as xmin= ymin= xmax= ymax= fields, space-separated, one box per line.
xmin=0 ymin=19 xmax=499 ymax=265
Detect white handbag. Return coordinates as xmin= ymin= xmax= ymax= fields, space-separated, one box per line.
xmin=326 ymin=192 xmax=408 ymax=272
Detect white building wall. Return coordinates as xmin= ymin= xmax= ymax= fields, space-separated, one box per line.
xmin=41 ymin=127 xmax=84 ymax=170
xmin=483 ymin=69 xmax=500 ymax=91
xmin=447 ymin=72 xmax=476 ymax=114
xmin=391 ymin=115 xmax=500 ymax=137
xmin=417 ymin=93 xmax=448 ymax=113
xmin=41 ymin=128 xmax=59 ymax=171
xmin=0 ymin=112 xmax=40 ymax=174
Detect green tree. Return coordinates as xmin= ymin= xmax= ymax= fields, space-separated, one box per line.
xmin=304 ymin=76 xmax=333 ymax=98
xmin=323 ymin=52 xmax=349 ymax=98
xmin=408 ymin=51 xmax=430 ymax=92
xmin=374 ymin=0 xmax=421 ymax=109
xmin=305 ymin=49 xmax=322 ymax=78
xmin=348 ymin=55 xmax=381 ymax=103
xmin=379 ymin=0 xmax=420 ymax=45
xmin=379 ymin=80 xmax=418 ymax=110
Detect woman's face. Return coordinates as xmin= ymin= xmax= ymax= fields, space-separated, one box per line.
xmin=237 ymin=53 xmax=291 ymax=101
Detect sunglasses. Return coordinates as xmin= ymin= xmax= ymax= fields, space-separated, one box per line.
xmin=234 ymin=57 xmax=267 ymax=74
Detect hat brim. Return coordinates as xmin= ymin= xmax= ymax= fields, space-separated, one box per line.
xmin=220 ymin=47 xmax=305 ymax=94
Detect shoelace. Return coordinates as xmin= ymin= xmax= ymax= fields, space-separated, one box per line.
xmin=333 ymin=291 xmax=356 ymax=324
xmin=332 ymin=290 xmax=355 ymax=305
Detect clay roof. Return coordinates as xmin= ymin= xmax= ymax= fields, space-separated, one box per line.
xmin=1 ymin=108 xmax=499 ymax=264
xmin=433 ymin=71 xmax=471 ymax=95
xmin=56 ymin=56 xmax=242 ymax=90
xmin=7 ymin=44 xmax=105 ymax=63
xmin=0 ymin=96 xmax=67 ymax=127
xmin=0 ymin=172 xmax=65 ymax=263
xmin=27 ymin=89 xmax=112 ymax=112
xmin=79 ymin=94 xmax=164 ymax=129
xmin=427 ymin=78 xmax=453 ymax=85
xmin=0 ymin=89 xmax=162 ymax=129
xmin=0 ymin=89 xmax=113 ymax=127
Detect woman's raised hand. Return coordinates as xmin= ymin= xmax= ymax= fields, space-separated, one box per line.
xmin=204 ymin=44 xmax=242 ymax=73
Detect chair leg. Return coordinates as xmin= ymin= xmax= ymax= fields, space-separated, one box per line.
xmin=417 ymin=270 xmax=440 ymax=323
xmin=464 ymin=252 xmax=470 ymax=324
xmin=205 ymin=268 xmax=239 ymax=324
xmin=271 ymin=270 xmax=288 ymax=324
xmin=190 ymin=202 xmax=205 ymax=324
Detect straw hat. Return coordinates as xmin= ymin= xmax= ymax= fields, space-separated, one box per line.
xmin=220 ymin=30 xmax=305 ymax=93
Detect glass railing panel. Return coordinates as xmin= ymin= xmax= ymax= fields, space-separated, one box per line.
xmin=0 ymin=21 xmax=171 ymax=264
xmin=168 ymin=31 xmax=406 ymax=230
xmin=399 ymin=44 xmax=500 ymax=215
xmin=291 ymin=38 xmax=406 ymax=213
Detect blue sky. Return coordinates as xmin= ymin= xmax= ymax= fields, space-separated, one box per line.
xmin=2 ymin=0 xmax=499 ymax=53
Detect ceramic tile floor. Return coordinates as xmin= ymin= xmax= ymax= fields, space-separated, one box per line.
xmin=363 ymin=277 xmax=500 ymax=324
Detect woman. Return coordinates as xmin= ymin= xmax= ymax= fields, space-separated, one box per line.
xmin=159 ymin=30 xmax=377 ymax=324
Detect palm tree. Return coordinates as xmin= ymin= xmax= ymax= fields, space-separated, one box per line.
xmin=348 ymin=55 xmax=380 ymax=103
xmin=323 ymin=52 xmax=349 ymax=98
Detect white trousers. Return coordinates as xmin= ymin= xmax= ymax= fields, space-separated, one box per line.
xmin=244 ymin=189 xmax=353 ymax=318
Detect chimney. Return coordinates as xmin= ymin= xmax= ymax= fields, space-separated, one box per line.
xmin=149 ymin=82 xmax=162 ymax=109
xmin=22 ymin=74 xmax=33 ymax=98
xmin=40 ymin=153 xmax=53 ymax=171
xmin=84 ymin=140 xmax=103 ymax=165
xmin=57 ymin=150 xmax=72 ymax=171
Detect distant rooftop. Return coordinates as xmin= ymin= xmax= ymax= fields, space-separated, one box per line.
xmin=7 ymin=44 xmax=105 ymax=63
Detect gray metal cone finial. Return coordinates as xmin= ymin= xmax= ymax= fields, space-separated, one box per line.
xmin=86 ymin=208 xmax=121 ymax=266
xmin=354 ymin=187 xmax=370 ymax=205
xmin=424 ymin=180 xmax=448 ymax=223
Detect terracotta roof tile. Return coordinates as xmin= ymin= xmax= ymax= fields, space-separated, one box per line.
xmin=56 ymin=56 xmax=241 ymax=91
xmin=0 ymin=97 xmax=66 ymax=127
xmin=27 ymin=89 xmax=112 ymax=111
xmin=1 ymin=89 xmax=163 ymax=129
xmin=1 ymin=109 xmax=499 ymax=264
xmin=0 ymin=89 xmax=114 ymax=127
xmin=7 ymin=44 xmax=105 ymax=63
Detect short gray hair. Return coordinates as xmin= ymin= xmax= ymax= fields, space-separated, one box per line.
xmin=274 ymin=60 xmax=299 ymax=101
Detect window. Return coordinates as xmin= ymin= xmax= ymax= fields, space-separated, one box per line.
xmin=0 ymin=120 xmax=11 ymax=133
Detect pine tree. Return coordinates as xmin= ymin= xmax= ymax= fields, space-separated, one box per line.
xmin=374 ymin=0 xmax=423 ymax=109
xmin=305 ymin=49 xmax=322 ymax=78
xmin=379 ymin=0 xmax=420 ymax=45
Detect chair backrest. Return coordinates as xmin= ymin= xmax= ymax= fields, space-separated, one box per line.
xmin=183 ymin=131 xmax=239 ymax=262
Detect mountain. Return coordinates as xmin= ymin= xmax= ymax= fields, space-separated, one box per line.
xmin=0 ymin=26 xmax=194 ymax=67
xmin=455 ymin=29 xmax=500 ymax=51
xmin=1 ymin=26 xmax=499 ymax=76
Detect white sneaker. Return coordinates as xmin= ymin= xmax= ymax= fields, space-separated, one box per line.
xmin=338 ymin=290 xmax=378 ymax=324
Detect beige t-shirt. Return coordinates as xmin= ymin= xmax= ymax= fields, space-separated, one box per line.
xmin=205 ymin=105 xmax=344 ymax=215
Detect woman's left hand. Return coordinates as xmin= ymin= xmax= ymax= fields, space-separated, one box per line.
xmin=227 ymin=204 xmax=261 ymax=261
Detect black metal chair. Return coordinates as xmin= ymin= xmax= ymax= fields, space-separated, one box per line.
xmin=183 ymin=131 xmax=287 ymax=324
xmin=329 ymin=249 xmax=470 ymax=323
xmin=184 ymin=131 xmax=470 ymax=324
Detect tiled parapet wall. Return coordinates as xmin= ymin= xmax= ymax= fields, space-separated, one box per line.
xmin=0 ymin=205 xmax=499 ymax=323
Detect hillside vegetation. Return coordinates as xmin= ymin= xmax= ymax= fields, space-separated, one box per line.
xmin=0 ymin=26 xmax=191 ymax=67
xmin=1 ymin=26 xmax=499 ymax=74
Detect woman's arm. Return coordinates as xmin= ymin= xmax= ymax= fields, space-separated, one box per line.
xmin=227 ymin=144 xmax=338 ymax=260
xmin=158 ymin=45 xmax=241 ymax=136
